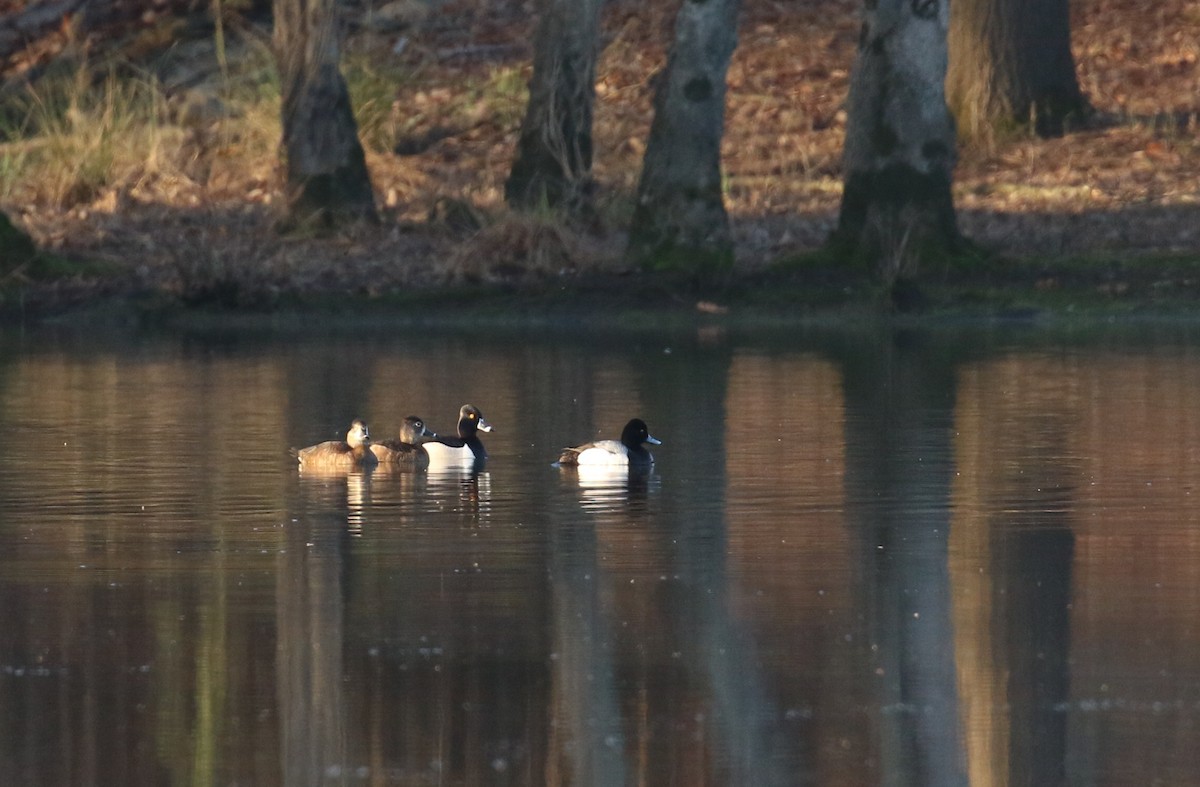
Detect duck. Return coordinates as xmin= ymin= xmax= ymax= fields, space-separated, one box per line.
xmin=557 ymin=418 xmax=661 ymax=468
xmin=370 ymin=415 xmax=436 ymax=465
xmin=423 ymin=404 xmax=493 ymax=467
xmin=295 ymin=419 xmax=378 ymax=470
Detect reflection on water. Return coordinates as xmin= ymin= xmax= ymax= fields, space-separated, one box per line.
xmin=2 ymin=325 xmax=1200 ymax=784
xmin=563 ymin=465 xmax=659 ymax=513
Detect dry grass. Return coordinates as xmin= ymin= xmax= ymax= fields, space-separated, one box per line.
xmin=441 ymin=211 xmax=624 ymax=285
xmin=0 ymin=0 xmax=1198 ymax=302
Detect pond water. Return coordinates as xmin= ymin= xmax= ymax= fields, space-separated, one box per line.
xmin=2 ymin=319 xmax=1200 ymax=785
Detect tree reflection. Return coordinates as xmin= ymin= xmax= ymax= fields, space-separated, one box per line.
xmin=639 ymin=339 xmax=794 ymax=785
xmin=839 ymin=330 xmax=968 ymax=787
xmin=547 ymin=498 xmax=630 ymax=786
xmin=953 ymin=357 xmax=1078 ymax=787
xmin=278 ymin=478 xmax=354 ymax=785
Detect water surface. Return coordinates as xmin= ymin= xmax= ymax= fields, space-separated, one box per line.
xmin=1 ymin=322 xmax=1199 ymax=785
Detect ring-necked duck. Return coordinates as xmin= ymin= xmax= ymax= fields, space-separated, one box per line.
xmin=371 ymin=415 xmax=436 ymax=464
xmin=423 ymin=404 xmax=493 ymax=467
xmin=295 ymin=419 xmax=379 ymax=469
xmin=557 ymin=418 xmax=661 ymax=467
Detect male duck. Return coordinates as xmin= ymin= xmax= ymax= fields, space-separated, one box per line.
xmin=371 ymin=415 xmax=436 ymax=465
xmin=423 ymin=404 xmax=493 ymax=467
xmin=295 ymin=419 xmax=378 ymax=470
xmin=558 ymin=418 xmax=661 ymax=468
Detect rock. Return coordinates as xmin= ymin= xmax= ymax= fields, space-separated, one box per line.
xmin=367 ymin=0 xmax=430 ymax=33
xmin=0 ymin=211 xmax=37 ymax=269
xmin=168 ymin=89 xmax=237 ymax=130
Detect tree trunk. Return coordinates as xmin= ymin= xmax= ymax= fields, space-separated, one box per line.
xmin=947 ymin=0 xmax=1087 ymax=139
xmin=834 ymin=0 xmax=960 ymax=283
xmin=274 ymin=0 xmax=375 ymax=232
xmin=505 ymin=0 xmax=604 ymax=214
xmin=627 ymin=0 xmax=741 ymax=274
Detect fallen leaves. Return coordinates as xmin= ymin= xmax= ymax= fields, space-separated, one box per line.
xmin=3 ymin=0 xmax=1200 ymax=285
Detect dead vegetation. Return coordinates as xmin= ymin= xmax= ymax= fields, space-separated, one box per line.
xmin=0 ymin=0 xmax=1198 ymax=306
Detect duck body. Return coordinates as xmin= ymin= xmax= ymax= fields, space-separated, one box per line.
xmin=296 ymin=419 xmax=378 ymax=470
xmin=371 ymin=415 xmax=435 ymax=465
xmin=558 ymin=418 xmax=661 ymax=468
xmin=424 ymin=404 xmax=493 ymax=468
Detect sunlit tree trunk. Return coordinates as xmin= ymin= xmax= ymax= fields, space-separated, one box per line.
xmin=947 ymin=0 xmax=1087 ymax=139
xmin=835 ymin=0 xmax=960 ymax=282
xmin=628 ymin=0 xmax=741 ymax=274
xmin=273 ymin=0 xmax=375 ymax=231
xmin=505 ymin=0 xmax=604 ymax=213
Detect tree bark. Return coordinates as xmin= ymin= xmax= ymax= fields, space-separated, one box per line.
xmin=627 ymin=0 xmax=741 ymax=274
xmin=947 ymin=0 xmax=1087 ymax=139
xmin=274 ymin=0 xmax=375 ymax=231
xmin=505 ymin=0 xmax=604 ymax=214
xmin=834 ymin=0 xmax=960 ymax=281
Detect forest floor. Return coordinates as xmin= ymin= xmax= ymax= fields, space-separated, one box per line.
xmin=1 ymin=0 xmax=1199 ymax=320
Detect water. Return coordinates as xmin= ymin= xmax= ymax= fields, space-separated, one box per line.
xmin=2 ymin=321 xmax=1200 ymax=785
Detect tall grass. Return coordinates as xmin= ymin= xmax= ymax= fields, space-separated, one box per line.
xmin=0 ymin=31 xmax=283 ymax=209
xmin=343 ymin=55 xmax=410 ymax=154
xmin=0 ymin=63 xmax=170 ymax=207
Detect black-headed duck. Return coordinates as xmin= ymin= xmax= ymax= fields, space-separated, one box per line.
xmin=424 ymin=404 xmax=493 ymax=467
xmin=557 ymin=418 xmax=661 ymax=468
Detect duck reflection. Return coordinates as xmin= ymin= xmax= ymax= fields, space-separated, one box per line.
xmin=297 ymin=467 xmax=374 ymax=537
xmin=425 ymin=467 xmax=492 ymax=522
xmin=367 ymin=462 xmax=429 ymax=510
xmin=563 ymin=464 xmax=658 ymax=513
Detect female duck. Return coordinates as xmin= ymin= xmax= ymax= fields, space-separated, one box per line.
xmin=295 ymin=419 xmax=378 ymax=470
xmin=371 ymin=415 xmax=436 ymax=465
xmin=558 ymin=418 xmax=661 ymax=468
xmin=423 ymin=404 xmax=493 ymax=467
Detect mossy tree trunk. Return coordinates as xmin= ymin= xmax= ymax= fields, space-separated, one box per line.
xmin=505 ymin=0 xmax=605 ymax=214
xmin=274 ymin=0 xmax=375 ymax=232
xmin=834 ymin=0 xmax=960 ymax=282
xmin=627 ymin=0 xmax=742 ymax=274
xmin=947 ymin=0 xmax=1088 ymax=139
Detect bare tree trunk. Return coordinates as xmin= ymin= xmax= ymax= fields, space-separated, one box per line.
xmin=505 ymin=0 xmax=604 ymax=214
xmin=627 ymin=0 xmax=741 ymax=274
xmin=947 ymin=0 xmax=1088 ymax=139
xmin=834 ymin=0 xmax=960 ymax=284
xmin=274 ymin=0 xmax=375 ymax=232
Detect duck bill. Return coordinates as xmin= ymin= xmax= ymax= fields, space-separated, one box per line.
xmin=477 ymin=419 xmax=495 ymax=433
xmin=646 ymin=434 xmax=662 ymax=445
xmin=422 ymin=425 xmax=437 ymax=437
